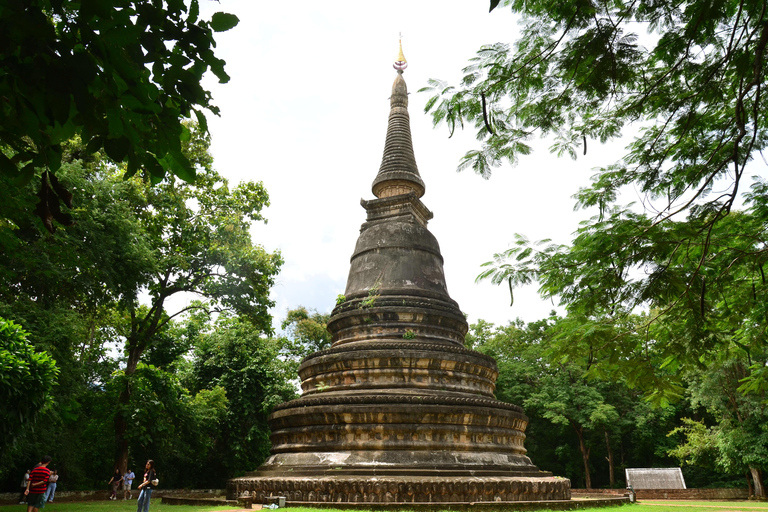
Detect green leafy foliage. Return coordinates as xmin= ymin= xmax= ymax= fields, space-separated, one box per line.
xmin=668 ymin=418 xmax=718 ymax=468
xmin=106 ymin=361 xmax=231 ymax=487
xmin=0 ymin=0 xmax=238 ymax=203
xmin=470 ymin=317 xmax=688 ymax=489
xmin=0 ymin=317 xmax=58 ymax=451
xmin=184 ymin=315 xmax=299 ymax=482
xmin=682 ymin=356 xmax=768 ymax=495
xmin=101 ymin=125 xmax=282 ymax=472
xmin=475 ymin=209 xmax=768 ymax=491
xmin=281 ymin=307 xmax=332 ymax=358
xmin=425 ymin=0 xmax=765 ymax=199
xmin=0 ymin=128 xmax=284 ymax=487
xmin=429 ymin=2 xmax=768 ymax=410
xmin=477 ymin=207 xmax=767 ymax=403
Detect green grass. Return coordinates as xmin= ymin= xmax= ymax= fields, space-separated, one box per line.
xmin=284 ymin=503 xmax=768 ymax=512
xmin=564 ymin=503 xmax=768 ymax=512
xmin=3 ymin=501 xmax=767 ymax=512
xmin=634 ymin=500 xmax=768 ymax=511
xmin=0 ymin=503 xmax=241 ymax=512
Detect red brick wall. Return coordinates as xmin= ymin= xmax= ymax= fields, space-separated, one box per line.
xmin=570 ymin=489 xmax=625 ymax=497
xmin=635 ymin=488 xmax=749 ymax=500
xmin=572 ymin=488 xmax=750 ymax=500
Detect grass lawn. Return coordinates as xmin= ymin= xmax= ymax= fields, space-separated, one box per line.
xmin=555 ymin=503 xmax=768 ymax=512
xmin=0 ymin=503 xmax=242 ymax=512
xmin=281 ymin=503 xmax=768 ymax=512
xmin=3 ymin=501 xmax=768 ymax=512
xmin=634 ymin=501 xmax=768 ymax=511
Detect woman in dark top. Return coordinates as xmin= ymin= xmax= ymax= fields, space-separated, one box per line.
xmin=108 ymin=468 xmax=122 ymax=500
xmin=136 ymin=460 xmax=156 ymax=512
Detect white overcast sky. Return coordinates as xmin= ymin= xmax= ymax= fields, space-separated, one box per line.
xmin=187 ymin=1 xmax=637 ymax=330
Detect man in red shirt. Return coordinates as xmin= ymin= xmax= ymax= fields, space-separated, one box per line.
xmin=24 ymin=456 xmax=52 ymax=512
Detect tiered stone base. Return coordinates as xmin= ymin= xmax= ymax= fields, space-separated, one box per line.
xmin=227 ymin=475 xmax=570 ymax=504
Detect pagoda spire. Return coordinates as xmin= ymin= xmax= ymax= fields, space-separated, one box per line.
xmin=393 ymin=36 xmax=407 ymax=72
xmin=371 ymin=39 xmax=425 ymax=199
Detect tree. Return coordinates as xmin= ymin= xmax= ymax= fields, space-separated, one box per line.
xmin=470 ymin=318 xmax=581 ymax=482
xmin=526 ymin=372 xmax=618 ymax=489
xmin=423 ymin=0 xmax=768 ymax=400
xmin=0 ymin=137 xmax=157 ymax=486
xmin=424 ymin=0 xmax=766 ymax=205
xmin=472 ymin=317 xmax=605 ymax=488
xmin=509 ymin=315 xmax=621 ymax=489
xmin=0 ymin=0 xmax=239 ymax=229
xmin=108 ymin=358 xmax=230 ymax=488
xmin=0 ymin=317 xmax=58 ymax=453
xmin=0 ymin=126 xmax=282 ymax=475
xmin=104 ymin=131 xmax=282 ymax=473
xmin=184 ymin=314 xmax=299 ymax=482
xmin=668 ymin=418 xmax=720 ymax=473
xmin=471 ymin=315 xmax=696 ymax=489
xmin=680 ymin=355 xmax=768 ymax=496
xmin=281 ymin=306 xmax=332 ymax=358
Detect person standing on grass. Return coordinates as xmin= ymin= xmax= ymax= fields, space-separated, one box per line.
xmin=136 ymin=460 xmax=156 ymax=512
xmin=24 ymin=456 xmax=52 ymax=512
xmin=108 ymin=468 xmax=122 ymax=500
xmin=19 ymin=469 xmax=30 ymax=504
xmin=123 ymin=468 xmax=135 ymax=500
xmin=43 ymin=470 xmax=58 ymax=503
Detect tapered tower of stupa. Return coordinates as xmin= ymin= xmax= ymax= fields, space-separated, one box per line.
xmin=228 ymin=42 xmax=570 ymax=505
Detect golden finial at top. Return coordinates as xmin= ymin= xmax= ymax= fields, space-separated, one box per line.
xmin=393 ymin=34 xmax=408 ymax=72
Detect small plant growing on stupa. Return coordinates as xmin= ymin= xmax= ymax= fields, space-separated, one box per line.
xmin=403 ymin=330 xmax=415 ymax=340
xmin=359 ymin=278 xmax=381 ymax=309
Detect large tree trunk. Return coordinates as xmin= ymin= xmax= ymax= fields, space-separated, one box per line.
xmin=750 ymin=466 xmax=765 ymax=498
xmin=574 ymin=426 xmax=592 ymax=489
xmin=113 ymin=341 xmax=143 ymax=474
xmin=604 ymin=430 xmax=615 ymax=488
xmin=113 ymin=390 xmax=130 ymax=474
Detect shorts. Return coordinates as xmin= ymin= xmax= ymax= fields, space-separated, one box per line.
xmin=27 ymin=493 xmax=46 ymax=509
xmin=124 ymin=482 xmax=133 ymax=490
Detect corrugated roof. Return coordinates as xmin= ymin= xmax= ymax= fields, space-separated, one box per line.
xmin=626 ymin=468 xmax=686 ymax=489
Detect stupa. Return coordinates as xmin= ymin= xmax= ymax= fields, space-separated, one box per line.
xmin=228 ymin=42 xmax=571 ymax=505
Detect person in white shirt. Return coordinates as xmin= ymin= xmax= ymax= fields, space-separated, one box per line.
xmin=123 ymin=469 xmax=136 ymax=500
xmin=19 ymin=470 xmax=30 ymax=504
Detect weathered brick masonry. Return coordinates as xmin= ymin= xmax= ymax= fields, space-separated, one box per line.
xmin=227 ymin=46 xmax=570 ymax=505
